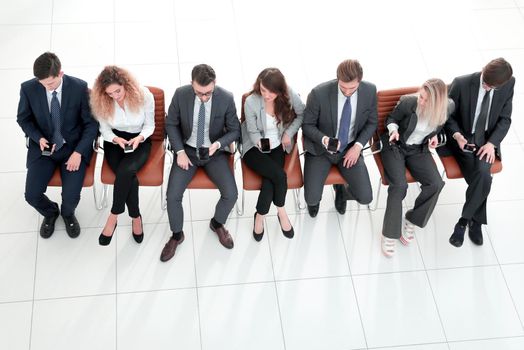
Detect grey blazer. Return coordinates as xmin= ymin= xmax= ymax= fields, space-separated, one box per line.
xmin=302 ymin=79 xmax=378 ymax=156
xmin=165 ymin=85 xmax=240 ymax=153
xmin=240 ymin=88 xmax=305 ymax=157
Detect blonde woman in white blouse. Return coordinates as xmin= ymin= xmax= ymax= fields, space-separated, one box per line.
xmin=90 ymin=66 xmax=155 ymax=246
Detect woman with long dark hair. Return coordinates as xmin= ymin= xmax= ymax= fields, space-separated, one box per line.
xmin=241 ymin=68 xmax=304 ymax=241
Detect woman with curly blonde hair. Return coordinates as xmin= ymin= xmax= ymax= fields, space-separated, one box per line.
xmin=90 ymin=66 xmax=155 ymax=246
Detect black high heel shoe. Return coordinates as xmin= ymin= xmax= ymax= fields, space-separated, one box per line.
xmin=253 ymin=212 xmax=264 ymax=242
xmin=99 ymin=222 xmax=117 ymax=246
xmin=277 ymin=214 xmax=294 ymax=239
xmin=132 ymin=215 xmax=144 ymax=244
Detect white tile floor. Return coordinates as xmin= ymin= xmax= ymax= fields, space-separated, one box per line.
xmin=1 ymin=1 xmax=524 ymax=349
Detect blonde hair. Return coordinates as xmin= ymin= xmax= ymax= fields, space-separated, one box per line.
xmin=90 ymin=66 xmax=144 ymax=121
xmin=416 ymin=78 xmax=448 ymax=128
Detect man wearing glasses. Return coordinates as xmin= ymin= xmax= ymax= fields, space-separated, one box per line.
xmin=442 ymin=58 xmax=515 ymax=248
xmin=161 ymin=64 xmax=240 ymax=262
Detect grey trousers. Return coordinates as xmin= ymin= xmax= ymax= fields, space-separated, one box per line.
xmin=381 ymin=143 xmax=444 ymax=239
xmin=166 ymin=147 xmax=238 ymax=233
xmin=304 ymin=151 xmax=373 ymax=206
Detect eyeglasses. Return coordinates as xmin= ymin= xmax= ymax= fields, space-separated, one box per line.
xmin=194 ymin=89 xmax=214 ymax=98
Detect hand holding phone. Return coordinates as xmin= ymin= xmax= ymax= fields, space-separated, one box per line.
xmin=124 ymin=144 xmax=134 ymax=153
xmin=260 ymin=138 xmax=271 ymax=153
xmin=42 ymin=144 xmax=54 ymax=156
xmin=327 ymin=137 xmax=339 ymax=153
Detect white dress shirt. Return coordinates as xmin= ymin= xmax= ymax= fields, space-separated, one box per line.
xmin=186 ymin=96 xmax=212 ymax=148
xmin=472 ymin=74 xmax=493 ymax=134
xmin=99 ymin=86 xmax=155 ymax=142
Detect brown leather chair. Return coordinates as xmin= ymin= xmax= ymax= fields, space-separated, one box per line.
xmin=369 ymin=87 xmax=420 ymax=210
xmin=237 ymin=93 xmax=305 ymax=215
xmin=100 ymin=86 xmax=168 ymax=209
xmin=439 ymin=152 xmax=502 ymax=179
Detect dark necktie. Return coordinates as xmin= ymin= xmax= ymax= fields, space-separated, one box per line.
xmin=474 ymin=90 xmax=490 ymax=146
xmin=51 ymin=91 xmax=64 ymax=150
xmin=338 ymin=97 xmax=352 ymax=151
xmin=196 ymin=102 xmax=206 ymax=148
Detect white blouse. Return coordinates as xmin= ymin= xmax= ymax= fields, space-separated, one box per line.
xmin=99 ymin=87 xmax=155 ymax=142
xmin=265 ymin=113 xmax=281 ymax=149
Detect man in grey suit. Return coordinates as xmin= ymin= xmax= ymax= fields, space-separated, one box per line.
xmin=441 ymin=58 xmax=515 ymax=247
xmin=303 ymin=59 xmax=377 ymax=217
xmin=160 ymin=64 xmax=240 ymax=262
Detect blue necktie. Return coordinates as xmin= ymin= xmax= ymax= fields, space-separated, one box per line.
xmin=338 ymin=97 xmax=352 ymax=151
xmin=196 ymin=102 xmax=206 ymax=148
xmin=51 ymin=91 xmax=64 ymax=150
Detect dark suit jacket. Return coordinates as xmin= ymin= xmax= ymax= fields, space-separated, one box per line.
xmin=165 ymin=85 xmax=240 ymax=153
xmin=438 ymin=72 xmax=515 ymax=158
xmin=16 ymin=74 xmax=98 ymax=167
xmin=302 ymin=79 xmax=378 ymax=156
xmin=385 ymin=95 xmax=454 ymax=146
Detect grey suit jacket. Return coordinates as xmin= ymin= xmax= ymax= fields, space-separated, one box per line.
xmin=439 ymin=72 xmax=515 ymax=158
xmin=240 ymin=88 xmax=305 ymax=156
xmin=165 ymin=85 xmax=240 ymax=153
xmin=302 ymin=79 xmax=378 ymax=156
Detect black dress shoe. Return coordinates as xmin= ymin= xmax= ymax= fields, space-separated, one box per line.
xmin=63 ymin=214 xmax=81 ymax=238
xmin=449 ymin=223 xmax=466 ymax=247
xmin=307 ymin=204 xmax=319 ymax=218
xmin=277 ymin=214 xmax=294 ymax=239
xmin=253 ymin=212 xmax=264 ymax=242
xmin=334 ymin=184 xmax=347 ymax=215
xmin=132 ymin=215 xmax=144 ymax=244
xmin=468 ymin=221 xmax=484 ymax=246
xmin=40 ymin=211 xmax=60 ymax=238
xmin=99 ymin=222 xmax=117 ymax=246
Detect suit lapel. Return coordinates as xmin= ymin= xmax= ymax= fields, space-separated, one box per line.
xmin=209 ymin=88 xmax=219 ymax=133
xmin=185 ymin=88 xmax=195 ymax=135
xmin=60 ymin=75 xmax=69 ymax=127
xmin=329 ymin=82 xmax=338 ymax=136
xmin=36 ymin=83 xmax=53 ymax=132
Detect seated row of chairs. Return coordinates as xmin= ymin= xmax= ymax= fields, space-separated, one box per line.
xmin=44 ymin=86 xmax=503 ymax=215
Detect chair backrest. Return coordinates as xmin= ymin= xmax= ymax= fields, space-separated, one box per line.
xmin=240 ymin=92 xmax=250 ymax=123
xmin=376 ymin=87 xmax=419 ymax=135
xmin=146 ymin=86 xmax=165 ymax=142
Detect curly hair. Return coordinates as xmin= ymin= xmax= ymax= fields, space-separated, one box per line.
xmin=90 ymin=66 xmax=144 ymax=120
xmin=250 ymin=67 xmax=296 ymax=127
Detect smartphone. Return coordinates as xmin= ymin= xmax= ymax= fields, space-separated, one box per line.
xmin=327 ymin=137 xmax=339 ymax=153
xmin=42 ymin=144 xmax=53 ymax=156
xmin=124 ymin=144 xmax=134 ymax=153
xmin=463 ymin=144 xmax=476 ymax=153
xmin=260 ymin=138 xmax=271 ymax=153
xmin=197 ymin=147 xmax=209 ymax=160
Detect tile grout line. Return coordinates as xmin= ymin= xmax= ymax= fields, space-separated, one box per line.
xmin=413 ymin=229 xmax=451 ymax=348
xmin=336 ymin=208 xmax=369 ymax=349
xmin=189 ymin=221 xmax=203 ymax=350
xmin=27 ymin=225 xmax=40 ymax=350
xmin=265 ymin=215 xmax=288 ymax=350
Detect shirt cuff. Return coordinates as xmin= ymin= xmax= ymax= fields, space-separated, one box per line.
xmin=176 ymin=149 xmax=185 ymax=154
xmin=387 ymin=124 xmax=399 ymax=135
xmin=355 ymin=142 xmax=363 ymax=149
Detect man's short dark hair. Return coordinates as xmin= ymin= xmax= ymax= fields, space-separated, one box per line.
xmin=336 ymin=59 xmax=363 ymax=83
xmin=191 ymin=64 xmax=216 ymax=86
xmin=482 ymin=58 xmax=513 ymax=87
xmin=33 ymin=52 xmax=61 ymax=80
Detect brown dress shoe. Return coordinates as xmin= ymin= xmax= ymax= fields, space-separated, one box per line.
xmin=160 ymin=232 xmax=185 ymax=262
xmin=209 ymin=221 xmax=234 ymax=249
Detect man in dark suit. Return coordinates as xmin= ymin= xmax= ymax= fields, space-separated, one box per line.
xmin=302 ymin=59 xmax=377 ymax=217
xmin=16 ymin=52 xmax=98 ymax=238
xmin=160 ymin=64 xmax=240 ymax=262
xmin=442 ymin=58 xmax=515 ymax=247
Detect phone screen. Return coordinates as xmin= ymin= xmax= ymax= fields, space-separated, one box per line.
xmin=463 ymin=144 xmax=476 ymax=153
xmin=260 ymin=138 xmax=270 ymax=153
xmin=124 ymin=144 xmax=134 ymax=153
xmin=327 ymin=138 xmax=338 ymax=152
xmin=42 ymin=144 xmax=53 ymax=156
xmin=198 ymin=147 xmax=209 ymax=160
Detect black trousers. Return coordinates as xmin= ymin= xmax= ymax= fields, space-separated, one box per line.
xmin=449 ymin=138 xmax=492 ymax=225
xmin=104 ymin=130 xmax=151 ymax=217
xmin=243 ymin=146 xmax=286 ymax=215
xmin=25 ymin=142 xmax=87 ymax=218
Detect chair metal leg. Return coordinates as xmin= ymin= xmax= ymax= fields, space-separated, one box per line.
xmin=101 ymin=184 xmax=109 ymax=208
xmin=293 ymin=188 xmax=306 ymax=211
xmin=236 ymin=189 xmax=245 ymax=216
xmin=368 ymin=177 xmax=382 ymax=211
xmin=93 ymin=180 xmax=104 ymax=210
xmin=161 ymin=183 xmax=167 ymax=210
